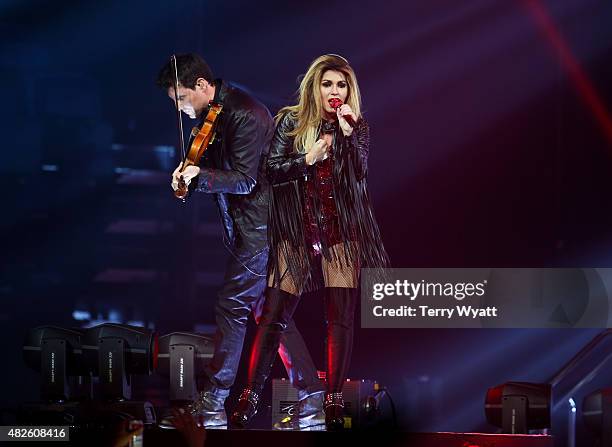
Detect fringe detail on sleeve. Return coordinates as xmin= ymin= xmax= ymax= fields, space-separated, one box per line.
xmin=332 ymin=123 xmax=391 ymax=285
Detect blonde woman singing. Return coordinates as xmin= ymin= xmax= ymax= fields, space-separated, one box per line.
xmin=231 ymin=54 xmax=389 ymax=431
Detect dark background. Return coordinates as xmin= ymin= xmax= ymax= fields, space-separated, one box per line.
xmin=1 ymin=0 xmax=612 ymax=444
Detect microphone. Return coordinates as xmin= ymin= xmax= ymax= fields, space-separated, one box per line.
xmin=328 ymin=98 xmax=355 ymax=127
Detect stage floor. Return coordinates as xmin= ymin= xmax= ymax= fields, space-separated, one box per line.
xmin=145 ymin=427 xmax=554 ymax=447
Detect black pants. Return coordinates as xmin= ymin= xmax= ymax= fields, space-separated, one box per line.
xmin=202 ymin=248 xmax=323 ymax=397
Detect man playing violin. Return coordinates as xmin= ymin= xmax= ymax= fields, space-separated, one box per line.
xmin=156 ymin=53 xmax=324 ymax=429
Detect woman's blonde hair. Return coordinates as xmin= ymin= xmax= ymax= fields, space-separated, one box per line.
xmin=276 ymin=54 xmax=362 ymax=153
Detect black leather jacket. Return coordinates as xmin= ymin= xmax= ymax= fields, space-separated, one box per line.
xmin=265 ymin=112 xmax=390 ymax=291
xmin=193 ymin=79 xmax=273 ymax=258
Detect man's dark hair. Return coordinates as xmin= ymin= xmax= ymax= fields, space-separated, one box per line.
xmin=156 ymin=53 xmax=214 ymax=90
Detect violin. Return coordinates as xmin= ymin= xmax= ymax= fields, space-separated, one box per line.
xmin=170 ymin=55 xmax=223 ymax=201
xmin=174 ymin=102 xmax=223 ymax=200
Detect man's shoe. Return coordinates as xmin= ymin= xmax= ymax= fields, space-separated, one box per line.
xmin=324 ymin=392 xmax=345 ymax=431
xmin=159 ymin=390 xmax=228 ymax=430
xmin=273 ymin=391 xmax=325 ymax=431
xmin=229 ymin=388 xmax=260 ymax=429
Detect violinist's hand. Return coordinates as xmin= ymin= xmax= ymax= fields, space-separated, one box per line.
xmin=337 ymin=104 xmax=356 ymax=137
xmin=171 ymin=164 xmax=201 ymax=191
xmin=305 ymin=139 xmax=329 ymax=165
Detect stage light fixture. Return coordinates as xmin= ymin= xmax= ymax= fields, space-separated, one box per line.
xmin=485 ymin=381 xmax=551 ymax=434
xmin=583 ymin=388 xmax=612 ymax=445
xmin=23 ymin=326 xmax=91 ymax=402
xmin=157 ymin=332 xmax=214 ymax=403
xmin=82 ymin=323 xmax=158 ymax=401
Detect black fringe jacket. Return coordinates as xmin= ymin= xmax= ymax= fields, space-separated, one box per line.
xmin=267 ymin=112 xmax=390 ymax=291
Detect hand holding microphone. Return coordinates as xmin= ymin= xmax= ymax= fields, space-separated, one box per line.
xmin=328 ymin=98 xmax=357 ymax=136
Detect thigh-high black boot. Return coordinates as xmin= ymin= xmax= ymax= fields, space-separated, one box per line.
xmin=324 ymin=286 xmax=357 ymax=431
xmin=230 ymin=287 xmax=301 ymax=428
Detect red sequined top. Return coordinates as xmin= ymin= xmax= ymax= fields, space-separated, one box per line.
xmin=302 ymin=123 xmax=343 ymax=255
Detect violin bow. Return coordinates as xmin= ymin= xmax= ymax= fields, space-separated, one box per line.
xmin=171 ymin=54 xmax=186 ymax=168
